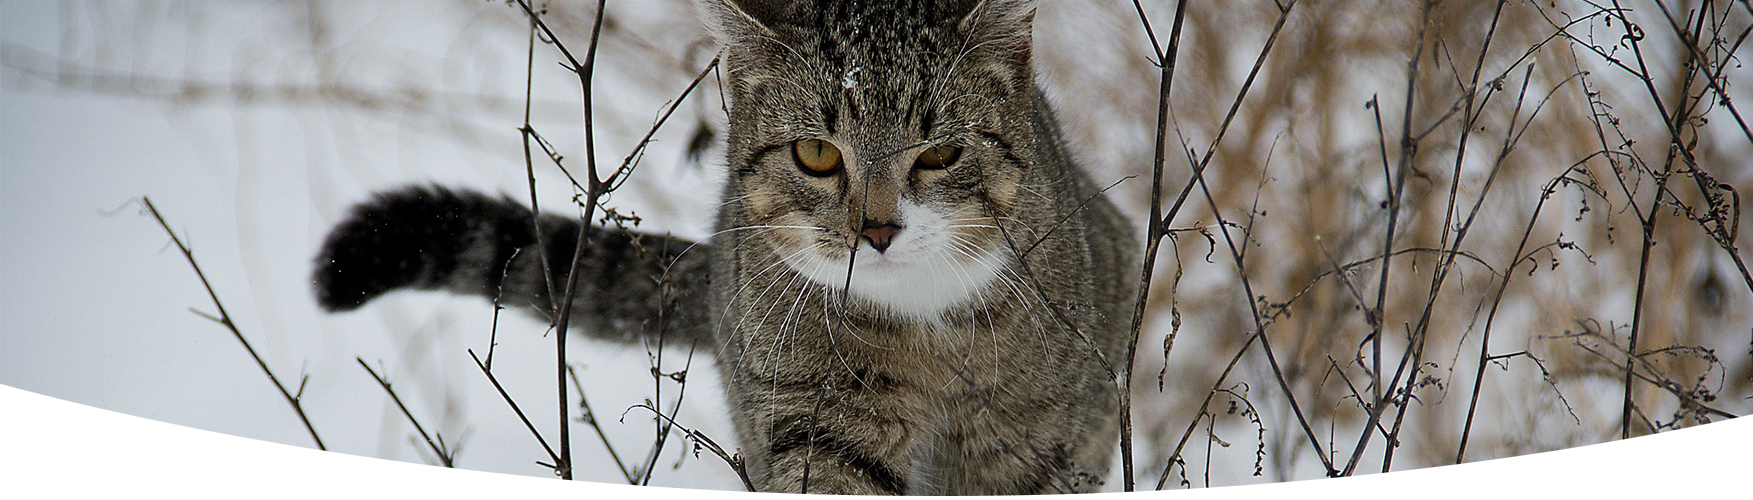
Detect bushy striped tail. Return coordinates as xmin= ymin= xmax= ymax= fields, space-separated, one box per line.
xmin=313 ymin=185 xmax=712 ymax=343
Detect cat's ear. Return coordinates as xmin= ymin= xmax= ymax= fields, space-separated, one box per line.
xmin=692 ymin=0 xmax=783 ymax=48
xmin=956 ymin=0 xmax=1038 ymax=67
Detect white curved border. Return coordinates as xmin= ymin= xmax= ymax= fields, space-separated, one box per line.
xmin=2 ymin=383 xmax=1745 ymax=498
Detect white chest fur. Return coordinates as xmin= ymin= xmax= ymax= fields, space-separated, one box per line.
xmin=782 ymin=201 xmax=1010 ymax=323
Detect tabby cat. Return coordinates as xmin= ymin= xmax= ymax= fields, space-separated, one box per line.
xmin=314 ymin=0 xmax=1138 ymax=494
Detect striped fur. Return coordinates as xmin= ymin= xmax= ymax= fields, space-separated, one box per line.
xmin=315 ymin=0 xmax=1136 ymax=494
xmin=314 ymin=186 xmax=711 ymax=343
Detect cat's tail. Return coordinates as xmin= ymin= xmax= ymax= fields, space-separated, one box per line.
xmin=313 ymin=185 xmax=712 ymax=344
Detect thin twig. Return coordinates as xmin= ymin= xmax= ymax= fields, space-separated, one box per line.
xmin=511 ymin=0 xmax=613 ymax=480
xmin=606 ymin=57 xmax=720 ymax=194
xmin=637 ymin=341 xmax=697 ymax=486
xmin=1646 ymin=0 xmax=1753 ymax=295
xmin=629 ymin=404 xmax=757 ymax=492
xmin=357 ymin=358 xmax=455 ymax=467
xmin=1557 ymin=324 xmax=1739 ymax=420
xmin=142 ymin=197 xmax=326 ymax=451
xmin=1652 ymin=0 xmax=1753 ymax=146
xmin=1385 ymin=63 xmax=1584 ymax=471
xmin=468 ymin=349 xmax=561 ymax=473
xmin=509 ymin=0 xmax=714 ymax=483
xmin=1456 ymin=161 xmax=1606 ymax=462
xmin=1154 ymin=332 xmax=1260 ymax=490
xmin=1168 ymin=0 xmax=1336 ymax=477
xmin=1339 ymin=0 xmax=1435 ymax=476
xmin=1607 ymin=0 xmax=1699 ymax=440
xmin=565 ymin=365 xmax=636 ymax=484
xmin=1134 ymin=0 xmax=1335 ymax=483
xmin=1119 ymin=0 xmax=1190 ymax=491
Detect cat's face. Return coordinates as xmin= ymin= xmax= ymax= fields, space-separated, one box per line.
xmin=700 ymin=0 xmax=1041 ymax=321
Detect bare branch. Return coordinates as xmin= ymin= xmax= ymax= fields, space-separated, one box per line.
xmin=357 ymin=358 xmax=456 ymax=467
xmin=142 ymin=197 xmax=326 ymax=451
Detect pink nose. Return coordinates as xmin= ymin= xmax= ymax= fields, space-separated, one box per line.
xmin=860 ymin=223 xmax=902 ymax=253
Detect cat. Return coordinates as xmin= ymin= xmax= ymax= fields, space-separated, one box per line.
xmin=313 ymin=0 xmax=1138 ymax=494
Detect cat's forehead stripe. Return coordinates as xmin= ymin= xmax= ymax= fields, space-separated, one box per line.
xmin=824 ymin=100 xmax=838 ymax=135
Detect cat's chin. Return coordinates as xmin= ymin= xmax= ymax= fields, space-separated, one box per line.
xmin=785 ymin=246 xmax=1010 ymax=324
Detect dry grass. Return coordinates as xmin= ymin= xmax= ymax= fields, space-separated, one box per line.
xmin=1088 ymin=0 xmax=1753 ymax=482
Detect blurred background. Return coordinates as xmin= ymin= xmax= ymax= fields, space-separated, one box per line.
xmin=2 ymin=0 xmax=1748 ymax=491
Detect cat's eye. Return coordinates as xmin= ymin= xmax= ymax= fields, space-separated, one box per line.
xmin=914 ymin=144 xmax=962 ymax=170
xmin=793 ymin=138 xmax=843 ymax=176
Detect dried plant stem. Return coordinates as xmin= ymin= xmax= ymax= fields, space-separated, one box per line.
xmin=512 ymin=0 xmax=612 ymax=480
xmin=1168 ymin=0 xmax=1337 ymax=477
xmin=1119 ymin=0 xmax=1189 ymax=491
xmin=142 ymin=197 xmax=326 ymax=451
xmin=1187 ymin=136 xmax=1327 ymax=478
xmin=1385 ymin=61 xmax=1582 ymax=471
xmin=1653 ymin=0 xmax=1753 ymax=147
xmin=1340 ymin=0 xmax=1434 ymax=476
xmin=565 ymin=365 xmax=636 ymax=484
xmin=518 ymin=12 xmax=560 ymax=315
xmin=1456 ymin=163 xmax=1614 ymax=459
xmin=485 ymin=247 xmax=520 ymax=370
xmin=468 ymin=349 xmax=561 ymax=470
xmin=1154 ymin=332 xmax=1259 ymax=490
xmin=1607 ymin=0 xmax=1701 ymax=440
xmin=510 ymin=0 xmax=713 ymax=483
xmin=357 ymin=358 xmax=456 ymax=467
xmin=1564 ymin=328 xmax=1738 ymax=419
xmin=631 ymin=404 xmax=756 ymax=492
xmin=636 ymin=343 xmax=697 ymax=486
xmin=1133 ymin=0 xmax=1329 ymax=486
xmin=608 ymin=57 xmax=720 ymax=193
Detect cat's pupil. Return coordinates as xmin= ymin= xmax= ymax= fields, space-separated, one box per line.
xmin=914 ymin=144 xmax=962 ymax=170
xmin=793 ymin=138 xmax=843 ymax=176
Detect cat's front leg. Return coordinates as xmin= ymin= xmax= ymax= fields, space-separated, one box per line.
xmin=760 ymin=429 xmax=913 ymax=495
xmin=924 ymin=415 xmax=1115 ymax=495
xmin=729 ymin=368 xmax=924 ymax=494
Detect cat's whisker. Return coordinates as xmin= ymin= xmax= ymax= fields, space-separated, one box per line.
xmin=928 ymin=247 xmax=986 ymax=382
xmin=768 ymin=272 xmax=813 ymax=390
xmin=941 ymin=235 xmax=995 ymax=264
xmin=801 ymin=254 xmax=887 ymax=394
xmin=970 ymin=213 xmax=1030 ymax=225
xmin=926 ymin=33 xmax=1008 ymax=114
xmin=1013 ymin=183 xmax=1053 ymax=204
xmin=940 ymin=239 xmax=1039 ymax=358
xmin=748 ymin=258 xmax=819 ymax=338
xmin=714 ymin=192 xmax=753 ymax=206
xmin=759 ymin=271 xmax=814 ymax=438
xmin=721 ymin=245 xmax=812 ymax=316
xmin=936 ymin=92 xmax=997 ymax=114
xmin=716 ymin=245 xmax=820 ymax=362
xmin=940 ymin=234 xmax=1039 ymax=392
xmin=941 ymin=236 xmax=1028 ymax=313
xmin=716 ymin=224 xmax=833 ymax=236
xmin=750 ymin=34 xmax=824 ymax=78
xmin=774 ymin=259 xmax=819 ymax=345
xmin=665 ymin=224 xmax=827 ymax=286
xmin=814 ymin=253 xmax=887 ymax=352
xmin=991 ymin=265 xmax=1055 ymax=354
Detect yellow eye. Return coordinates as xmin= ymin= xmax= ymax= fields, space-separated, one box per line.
xmin=792 ymin=138 xmax=843 ymax=176
xmin=914 ymin=144 xmax=962 ymax=170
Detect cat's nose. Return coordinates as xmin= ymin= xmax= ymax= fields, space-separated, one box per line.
xmin=860 ymin=222 xmax=902 ymax=253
